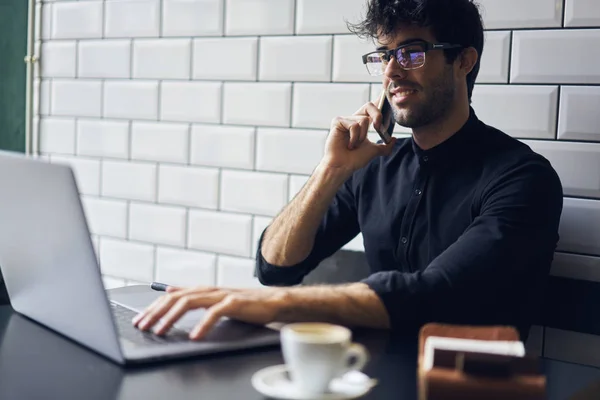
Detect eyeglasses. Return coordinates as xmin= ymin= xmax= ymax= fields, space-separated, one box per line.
xmin=361 ymin=40 xmax=463 ymax=76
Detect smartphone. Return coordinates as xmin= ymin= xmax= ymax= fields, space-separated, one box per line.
xmin=376 ymin=89 xmax=394 ymax=144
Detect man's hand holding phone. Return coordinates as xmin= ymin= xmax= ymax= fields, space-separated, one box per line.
xmin=321 ymin=98 xmax=396 ymax=175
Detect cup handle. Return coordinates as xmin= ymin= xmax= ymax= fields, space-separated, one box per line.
xmin=342 ymin=343 xmax=369 ymax=374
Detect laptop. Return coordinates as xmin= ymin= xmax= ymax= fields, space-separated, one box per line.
xmin=0 ymin=151 xmax=280 ymax=365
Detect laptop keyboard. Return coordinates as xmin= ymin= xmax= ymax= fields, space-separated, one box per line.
xmin=110 ymin=302 xmax=190 ymax=346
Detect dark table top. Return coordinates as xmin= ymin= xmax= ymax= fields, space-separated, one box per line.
xmin=1 ymin=288 xmax=600 ymax=400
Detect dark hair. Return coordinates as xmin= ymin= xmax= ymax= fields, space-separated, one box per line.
xmin=347 ymin=0 xmax=484 ymax=101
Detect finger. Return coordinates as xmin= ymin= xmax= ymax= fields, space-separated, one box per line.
xmin=190 ymin=298 xmax=237 ymax=340
xmin=137 ymin=294 xmax=182 ymax=330
xmin=377 ymin=137 xmax=397 ymax=156
xmin=132 ymin=294 xmax=171 ymax=326
xmin=165 ymin=285 xmax=182 ymax=293
xmin=343 ymin=117 xmax=369 ymax=150
xmin=360 ymin=102 xmax=383 ymax=132
xmin=153 ymin=292 xmax=229 ymax=335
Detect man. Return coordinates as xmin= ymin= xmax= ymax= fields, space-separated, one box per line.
xmin=133 ymin=0 xmax=563 ymax=341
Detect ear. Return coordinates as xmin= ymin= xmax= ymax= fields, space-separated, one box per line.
xmin=457 ymin=47 xmax=478 ymax=76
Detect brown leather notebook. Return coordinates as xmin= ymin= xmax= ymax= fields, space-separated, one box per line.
xmin=417 ymin=323 xmax=547 ymax=400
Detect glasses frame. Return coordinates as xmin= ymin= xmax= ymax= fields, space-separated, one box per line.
xmin=361 ymin=40 xmax=464 ymax=76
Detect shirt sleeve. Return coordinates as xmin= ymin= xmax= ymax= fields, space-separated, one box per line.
xmin=361 ymin=156 xmax=564 ymax=332
xmin=255 ymin=174 xmax=361 ymax=286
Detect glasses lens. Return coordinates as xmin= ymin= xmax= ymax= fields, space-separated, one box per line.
xmin=365 ymin=53 xmax=385 ymax=76
xmin=396 ymin=45 xmax=426 ymax=70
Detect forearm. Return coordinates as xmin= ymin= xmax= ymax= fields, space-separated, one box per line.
xmin=274 ymin=283 xmax=390 ymax=329
xmin=261 ymin=162 xmax=351 ymax=267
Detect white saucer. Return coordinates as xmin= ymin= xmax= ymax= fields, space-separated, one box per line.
xmin=251 ymin=364 xmax=377 ymax=400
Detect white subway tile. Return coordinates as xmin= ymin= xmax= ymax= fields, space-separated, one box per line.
xmin=256 ymin=128 xmax=326 ymax=174
xmin=292 ymin=83 xmax=370 ymax=129
xmin=40 ymin=117 xmax=76 ymax=154
xmin=40 ymin=80 xmax=51 ymax=116
xmin=259 ymin=36 xmax=332 ymax=81
xmin=190 ymin=124 xmax=255 ymax=169
xmin=51 ymin=1 xmax=103 ymax=39
xmin=77 ymin=119 xmax=130 ymax=159
xmin=129 ymin=203 xmax=187 ymax=247
xmin=221 ymin=170 xmax=288 ymax=217
xmin=52 ymin=80 xmax=102 ymax=117
xmin=105 ymin=0 xmax=160 ymax=38
xmin=558 ymin=86 xmax=600 ymax=142
xmin=557 ymin=198 xmax=600 ymax=256
xmin=78 ymin=40 xmax=131 ymax=79
xmin=526 ymin=141 xmax=600 ymax=199
xmin=471 ymin=85 xmax=558 ymax=139
xmin=332 ymin=35 xmax=381 ymax=83
xmin=296 ymin=0 xmax=366 ymax=34
xmin=343 ymin=233 xmax=365 ymax=252
xmin=81 ymin=196 xmax=127 ymax=238
xmin=225 ymin=0 xmax=294 ymax=35
xmin=41 ymin=4 xmax=52 ymax=40
xmin=193 ymin=38 xmax=257 ymax=80
xmin=477 ymin=0 xmax=562 ymax=29
xmin=50 ymin=155 xmax=101 ymax=196
xmin=544 ymin=329 xmax=600 ymax=368
xmin=223 ymin=83 xmax=291 ymax=127
xmin=158 ymin=165 xmax=219 ymax=209
xmin=188 ymin=210 xmax=252 ymax=257
xmin=131 ymin=122 xmax=189 ymax=163
xmin=102 ymin=160 xmax=157 ymax=202
xmin=104 ymin=81 xmax=159 ymax=120
xmin=477 ymin=31 xmax=510 ymax=84
xmin=565 ymin=0 xmax=600 ymax=27
xmin=163 ymin=0 xmax=223 ymax=36
xmin=133 ymin=39 xmax=191 ymax=80
xmin=252 ymin=216 xmax=272 ymax=256
xmin=217 ymin=256 xmax=264 ymax=289
xmin=551 ymin=252 xmax=600 ymax=283
xmin=156 ymin=247 xmax=217 ymax=287
xmin=160 ymin=81 xmax=221 ymax=123
xmin=102 ymin=276 xmax=127 ymax=290
xmin=99 ymin=238 xmax=154 ymax=282
xmin=511 ymin=30 xmax=600 ymax=84
xmin=41 ymin=41 xmax=76 ymax=78
xmin=288 ymin=174 xmax=309 ymax=202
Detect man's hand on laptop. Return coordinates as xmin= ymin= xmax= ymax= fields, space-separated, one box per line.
xmin=132 ymin=285 xmax=288 ymax=340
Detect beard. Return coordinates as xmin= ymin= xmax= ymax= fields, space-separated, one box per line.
xmin=389 ymin=66 xmax=456 ymax=129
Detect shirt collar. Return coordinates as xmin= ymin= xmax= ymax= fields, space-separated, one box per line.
xmin=411 ymin=107 xmax=480 ymax=168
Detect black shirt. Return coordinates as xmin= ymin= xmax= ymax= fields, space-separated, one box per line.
xmin=255 ymin=108 xmax=563 ymax=339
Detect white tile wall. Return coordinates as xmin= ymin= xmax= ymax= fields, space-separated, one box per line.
xmin=332 ymin=35 xmax=381 ymax=83
xmin=129 ymin=202 xmax=187 ymax=247
xmin=41 ymin=41 xmax=76 ymax=78
xmin=256 ymin=128 xmax=327 ymax=174
xmin=564 ymin=0 xmax=600 ymax=27
xmin=252 ymin=216 xmax=272 ymax=256
xmin=52 ymin=80 xmax=102 ymax=118
xmin=558 ymin=86 xmax=600 ymax=141
xmin=50 ymin=155 xmax=101 ymax=196
xmin=39 ymin=80 xmax=51 ymax=116
xmin=105 ymin=0 xmax=160 ymax=38
xmin=104 ymin=81 xmax=159 ymax=120
xmin=78 ymin=40 xmax=131 ymax=79
xmin=259 ymin=36 xmax=333 ymax=81
xmin=131 ymin=122 xmax=189 ymax=163
xmin=225 ymin=0 xmax=295 ymax=35
xmin=193 ymin=38 xmax=258 ymax=80
xmin=477 ymin=31 xmax=511 ymax=84
xmin=77 ymin=119 xmax=130 ymax=159
xmin=190 ymin=125 xmax=255 ymax=169
xmin=160 ymin=82 xmax=221 ymax=123
xmin=472 ymin=85 xmax=558 ymax=139
xmin=41 ymin=4 xmax=52 ymax=40
xmin=295 ymin=0 xmax=366 ymax=34
xmin=162 ymin=0 xmax=224 ymax=37
xmin=132 ymin=39 xmax=191 ymax=80
xmin=292 ymin=83 xmax=370 ymax=129
xmin=158 ymin=165 xmax=219 ymax=209
xmin=478 ymin=0 xmax=563 ymax=29
xmin=221 ymin=170 xmax=288 ymax=216
xmin=557 ymin=198 xmax=600 ymax=256
xmin=551 ymin=252 xmax=600 ymax=283
xmin=51 ymin=1 xmax=103 ymax=39
xmin=217 ymin=255 xmax=264 ymax=288
xmin=40 ymin=117 xmax=76 ymax=154
xmin=511 ymin=30 xmax=600 ymax=84
xmin=99 ymin=238 xmax=155 ymax=282
xmin=81 ymin=196 xmax=128 ymax=238
xmin=102 ymin=160 xmax=157 ymax=202
xmin=156 ymin=247 xmax=217 ymax=287
xmin=223 ymin=83 xmax=291 ymax=127
xmin=188 ymin=210 xmax=253 ymax=257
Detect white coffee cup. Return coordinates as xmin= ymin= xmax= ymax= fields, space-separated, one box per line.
xmin=280 ymin=322 xmax=369 ymax=395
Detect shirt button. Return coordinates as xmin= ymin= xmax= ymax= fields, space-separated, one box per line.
xmin=401 ymin=237 xmax=408 ymax=245
xmin=415 ymin=189 xmax=422 ymax=196
xmin=423 ymin=156 xmax=429 ymax=162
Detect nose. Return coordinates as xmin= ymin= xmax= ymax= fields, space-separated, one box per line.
xmin=383 ymin=56 xmax=408 ymax=81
